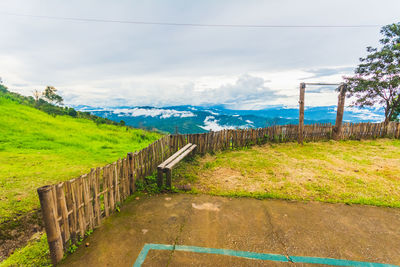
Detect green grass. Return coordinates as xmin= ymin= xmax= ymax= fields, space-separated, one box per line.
xmin=174 ymin=139 xmax=400 ymax=208
xmin=0 ymin=96 xmax=161 ymax=222
xmin=0 ymin=234 xmax=51 ymax=267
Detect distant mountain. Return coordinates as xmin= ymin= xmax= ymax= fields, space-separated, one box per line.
xmin=74 ymin=105 xmax=385 ymax=134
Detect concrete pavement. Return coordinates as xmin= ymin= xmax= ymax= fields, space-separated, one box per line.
xmin=60 ymin=194 xmax=400 ymax=266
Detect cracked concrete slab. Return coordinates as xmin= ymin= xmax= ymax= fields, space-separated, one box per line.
xmin=167 ymin=250 xmax=295 ymax=266
xmin=60 ymin=194 xmax=400 ymax=267
xmin=261 ymin=200 xmax=400 ymax=265
xmin=176 ymin=195 xmax=286 ymax=255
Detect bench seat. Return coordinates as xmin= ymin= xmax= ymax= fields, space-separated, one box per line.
xmin=157 ymin=143 xmax=197 ymax=188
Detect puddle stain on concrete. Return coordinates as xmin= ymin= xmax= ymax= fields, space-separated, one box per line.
xmin=192 ymin=203 xmax=220 ymax=211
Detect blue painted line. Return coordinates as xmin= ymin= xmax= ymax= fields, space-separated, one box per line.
xmin=132 ymin=244 xmax=152 ymax=267
xmin=133 ymin=243 xmax=399 ymax=267
xmin=173 ymin=245 xmax=288 ymax=262
xmin=290 ymin=255 xmax=397 ymax=267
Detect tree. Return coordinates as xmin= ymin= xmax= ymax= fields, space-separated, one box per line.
xmin=67 ymin=107 xmax=78 ymax=117
xmin=344 ymin=22 xmax=400 ymax=124
xmin=32 ymin=89 xmax=42 ymax=102
xmin=43 ymin=86 xmax=63 ymax=105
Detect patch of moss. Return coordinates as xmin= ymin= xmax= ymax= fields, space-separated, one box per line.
xmin=0 ymin=234 xmax=51 ymax=267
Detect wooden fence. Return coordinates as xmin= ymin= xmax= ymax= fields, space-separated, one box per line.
xmin=37 ymin=121 xmax=400 ymax=265
xmin=37 ymin=135 xmax=173 ymax=264
xmin=170 ymin=122 xmax=400 ymax=153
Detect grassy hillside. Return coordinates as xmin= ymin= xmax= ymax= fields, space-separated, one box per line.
xmin=174 ymin=139 xmax=400 ymax=208
xmin=0 ymin=96 xmax=161 ymax=222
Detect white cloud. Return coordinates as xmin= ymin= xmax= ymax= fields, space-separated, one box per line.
xmin=199 ymin=116 xmax=236 ymax=131
xmin=112 ymin=108 xmax=196 ymax=119
xmin=205 ymin=110 xmax=219 ymax=115
xmin=343 ymin=107 xmax=384 ymax=122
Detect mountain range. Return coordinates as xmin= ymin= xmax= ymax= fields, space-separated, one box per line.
xmin=73 ymin=105 xmax=385 ymax=134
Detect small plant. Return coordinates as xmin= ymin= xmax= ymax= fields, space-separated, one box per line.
xmin=116 ymin=202 xmax=121 ymax=212
xmin=75 ymin=236 xmax=83 ymax=246
xmin=262 ymin=134 xmax=270 ymax=144
xmin=67 ymin=240 xmax=78 ymax=254
xmin=135 ymin=179 xmax=146 ymax=191
xmin=203 ymin=162 xmax=216 ymax=170
xmin=85 ymin=229 xmax=94 ymax=237
xmin=135 ymin=173 xmax=163 ymax=194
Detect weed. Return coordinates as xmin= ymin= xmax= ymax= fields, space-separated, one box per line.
xmin=85 ymin=229 xmax=93 ymax=237
xmin=135 ymin=173 xmax=163 ymax=194
xmin=116 ymin=202 xmax=121 ymax=212
xmin=66 ymin=240 xmax=78 ymax=255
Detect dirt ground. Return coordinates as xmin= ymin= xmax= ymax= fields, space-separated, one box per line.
xmin=60 ymin=194 xmax=400 ymax=267
xmin=0 ymin=210 xmax=43 ymax=261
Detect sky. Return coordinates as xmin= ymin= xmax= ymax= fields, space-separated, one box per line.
xmin=0 ymin=0 xmax=399 ymax=109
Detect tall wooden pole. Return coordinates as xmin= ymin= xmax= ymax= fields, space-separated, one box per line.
xmin=298 ymin=83 xmax=305 ymax=144
xmin=333 ymin=84 xmax=346 ymax=140
xmin=37 ymin=185 xmax=64 ymax=265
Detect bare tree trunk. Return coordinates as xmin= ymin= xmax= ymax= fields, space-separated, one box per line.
xmin=298 ymin=83 xmax=305 ymax=145
xmin=383 ymin=104 xmax=392 ymax=136
xmin=332 ymin=84 xmax=346 ymax=140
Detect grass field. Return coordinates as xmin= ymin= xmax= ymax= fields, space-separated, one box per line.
xmin=0 ymin=96 xmax=161 ymax=222
xmin=174 ymin=139 xmax=400 ymax=208
xmin=2 ymin=92 xmax=400 ymax=266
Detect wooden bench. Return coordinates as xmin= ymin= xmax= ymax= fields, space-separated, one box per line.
xmin=157 ymin=143 xmax=197 ymax=188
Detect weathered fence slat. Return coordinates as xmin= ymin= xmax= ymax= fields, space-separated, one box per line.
xmin=56 ymin=183 xmax=70 ymax=245
xmin=93 ymin=168 xmax=101 ymax=227
xmin=37 ymin=185 xmax=64 ymax=265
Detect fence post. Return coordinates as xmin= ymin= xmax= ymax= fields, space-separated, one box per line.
xmin=298 ymin=82 xmax=305 ymax=144
xmin=333 ymin=84 xmax=346 ymax=140
xmin=37 ymin=185 xmax=64 ymax=265
xmin=128 ymin=152 xmax=135 ymax=194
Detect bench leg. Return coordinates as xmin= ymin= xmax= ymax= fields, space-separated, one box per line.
xmin=157 ymin=168 xmax=163 ymax=188
xmin=166 ymin=169 xmax=172 ymax=188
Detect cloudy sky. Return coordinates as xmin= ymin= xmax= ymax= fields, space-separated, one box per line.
xmin=0 ymin=0 xmax=399 ymax=109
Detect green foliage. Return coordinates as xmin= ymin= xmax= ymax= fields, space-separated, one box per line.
xmin=345 ymin=22 xmax=400 ymax=123
xmin=0 ymin=84 xmax=135 ymax=127
xmin=0 ymin=234 xmax=51 ymax=267
xmin=66 ymin=240 xmax=78 ymax=254
xmin=203 ymin=161 xmax=217 ymax=170
xmin=67 ymin=107 xmax=78 ymax=117
xmin=135 ymin=173 xmax=163 ymax=194
xmin=43 ymin=86 xmax=63 ymax=104
xmin=134 ymin=179 xmax=146 ymax=192
xmin=0 ymin=96 xmax=161 ymax=221
xmin=85 ymin=229 xmax=94 ymax=237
